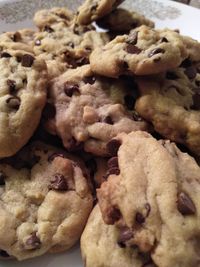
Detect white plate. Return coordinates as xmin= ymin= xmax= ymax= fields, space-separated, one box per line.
xmin=0 ymin=0 xmax=200 ymax=266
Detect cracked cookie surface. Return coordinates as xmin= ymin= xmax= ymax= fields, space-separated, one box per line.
xmin=0 ymin=49 xmax=47 ymax=157
xmin=97 ymin=131 xmax=200 ymax=267
xmin=0 ymin=142 xmax=93 ymax=260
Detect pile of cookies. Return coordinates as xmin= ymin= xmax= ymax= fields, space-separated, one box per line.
xmin=0 ymin=0 xmax=200 ymax=266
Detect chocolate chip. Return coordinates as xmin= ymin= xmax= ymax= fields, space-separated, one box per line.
xmin=184 ymin=66 xmax=197 ymax=80
xmin=177 ymin=192 xmax=196 ymax=216
xmin=35 ymin=39 xmax=41 ymax=46
xmin=64 ymin=83 xmax=80 ymax=97
xmin=6 ymin=96 xmax=21 ymax=110
xmin=7 ymin=79 xmax=16 ymax=94
xmin=148 ymin=48 xmax=165 ymax=58
xmin=108 ymin=207 xmax=121 ymax=224
xmin=0 ymin=52 xmax=11 ymax=58
xmin=84 ymin=46 xmax=92 ymax=52
xmin=0 ymin=250 xmax=10 ymax=258
xmin=49 ymin=174 xmax=68 ymax=191
xmin=68 ymin=137 xmax=83 ymax=152
xmin=102 ymin=116 xmax=113 ymax=125
xmin=136 ymin=212 xmax=145 ymax=224
xmin=44 ymin=25 xmax=54 ymax=33
xmin=124 ymin=95 xmax=136 ymax=110
xmin=25 ymin=232 xmax=41 ymax=250
xmin=118 ymin=226 xmax=133 ymax=247
xmin=160 ymin=37 xmax=168 ymax=43
xmin=12 ymin=31 xmax=21 ymax=42
xmin=107 ymin=139 xmax=121 ymax=156
xmin=166 ymin=71 xmax=179 ymax=80
xmin=91 ymin=3 xmax=98 ymax=11
xmin=127 ymin=31 xmax=138 ymax=45
xmin=0 ymin=171 xmax=6 ymax=185
xmin=48 ymin=153 xmax=65 ymax=162
xmin=67 ymin=42 xmax=74 ymax=48
xmin=107 ymin=167 xmax=120 ymax=176
xmin=108 ymin=157 xmax=118 ymax=169
xmin=21 ymin=54 xmax=35 ymax=67
xmin=180 ymin=58 xmax=192 ymax=68
xmin=83 ymin=76 xmax=96 ymax=85
xmin=76 ymin=57 xmax=89 ymax=66
xmin=125 ymin=44 xmax=141 ymax=54
xmin=192 ymin=93 xmax=200 ymax=110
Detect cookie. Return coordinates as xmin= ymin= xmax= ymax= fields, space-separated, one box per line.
xmin=90 ymin=25 xmax=188 ymax=77
xmin=81 ymin=205 xmax=155 ymax=267
xmin=0 ymin=142 xmax=93 ymax=260
xmin=33 ymin=22 xmax=109 ymax=78
xmin=76 ymin=0 xmax=125 ymax=25
xmin=45 ymin=65 xmax=150 ymax=156
xmin=97 ymin=8 xmax=154 ymax=33
xmin=34 ymin=7 xmax=74 ymax=30
xmin=181 ymin=35 xmax=200 ymax=62
xmin=135 ymin=64 xmax=200 ymax=155
xmin=0 ymin=49 xmax=47 ymax=157
xmin=97 ymin=131 xmax=200 ymax=267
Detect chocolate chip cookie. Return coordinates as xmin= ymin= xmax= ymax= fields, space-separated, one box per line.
xmin=97 ymin=131 xmax=200 ymax=267
xmin=135 ymin=64 xmax=200 ymax=155
xmin=76 ymin=0 xmax=125 ymax=25
xmin=0 ymin=49 xmax=47 ymax=157
xmin=0 ymin=142 xmax=93 ymax=260
xmin=90 ymin=25 xmax=188 ymax=77
xmin=45 ymin=65 xmax=150 ymax=156
xmin=81 ymin=205 xmax=155 ymax=267
xmin=97 ymin=8 xmax=154 ymax=33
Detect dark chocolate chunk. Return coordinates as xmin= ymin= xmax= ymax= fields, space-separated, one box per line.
xmin=25 ymin=232 xmax=41 ymax=250
xmin=12 ymin=32 xmax=21 ymax=42
xmin=0 ymin=52 xmax=11 ymax=58
xmin=7 ymin=79 xmax=16 ymax=94
xmin=107 ymin=139 xmax=121 ymax=156
xmin=0 ymin=171 xmax=6 ymax=185
xmin=103 ymin=116 xmax=113 ymax=125
xmin=160 ymin=37 xmax=168 ymax=43
xmin=136 ymin=212 xmax=145 ymax=224
xmin=21 ymin=54 xmax=35 ymax=67
xmin=125 ymin=44 xmax=141 ymax=54
xmin=108 ymin=207 xmax=121 ymax=224
xmin=49 ymin=173 xmax=68 ymax=191
xmin=148 ymin=48 xmax=165 ymax=58
xmin=177 ymin=192 xmax=196 ymax=216
xmin=127 ymin=31 xmax=138 ymax=45
xmin=83 ymin=76 xmax=96 ymax=85
xmin=6 ymin=96 xmax=21 ymax=110
xmin=64 ymin=83 xmax=80 ymax=97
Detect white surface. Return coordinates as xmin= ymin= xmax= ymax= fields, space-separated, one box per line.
xmin=0 ymin=0 xmax=200 ymax=266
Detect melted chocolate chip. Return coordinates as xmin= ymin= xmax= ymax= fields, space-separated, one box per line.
xmin=124 ymin=95 xmax=136 ymax=110
xmin=0 ymin=171 xmax=6 ymax=185
xmin=49 ymin=174 xmax=68 ymax=191
xmin=148 ymin=48 xmax=165 ymax=58
xmin=177 ymin=192 xmax=196 ymax=216
xmin=0 ymin=52 xmax=11 ymax=58
xmin=107 ymin=139 xmax=121 ymax=156
xmin=44 ymin=25 xmax=54 ymax=33
xmin=108 ymin=157 xmax=119 ymax=169
xmin=184 ymin=66 xmax=197 ymax=80
xmin=7 ymin=79 xmax=16 ymax=94
xmin=83 ymin=76 xmax=96 ymax=85
xmin=160 ymin=37 xmax=168 ymax=43
xmin=21 ymin=54 xmax=35 ymax=67
xmin=125 ymin=44 xmax=141 ymax=54
xmin=12 ymin=32 xmax=21 ymax=42
xmin=0 ymin=250 xmax=10 ymax=258
xmin=68 ymin=137 xmax=83 ymax=152
xmin=64 ymin=83 xmax=80 ymax=97
xmin=127 ymin=31 xmax=138 ymax=45
xmin=103 ymin=116 xmax=113 ymax=125
xmin=108 ymin=207 xmax=121 ymax=224
xmin=25 ymin=232 xmax=41 ymax=250
xmin=35 ymin=39 xmax=41 ymax=46
xmin=118 ymin=226 xmax=133 ymax=247
xmin=48 ymin=153 xmax=65 ymax=162
xmin=136 ymin=212 xmax=145 ymax=224
xmin=166 ymin=71 xmax=179 ymax=80
xmin=6 ymin=96 xmax=21 ymax=110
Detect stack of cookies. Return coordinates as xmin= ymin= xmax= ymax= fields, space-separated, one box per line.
xmin=0 ymin=0 xmax=200 ymax=266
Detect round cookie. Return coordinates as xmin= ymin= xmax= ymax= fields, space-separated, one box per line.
xmin=81 ymin=205 xmax=155 ymax=267
xmin=97 ymin=8 xmax=154 ymax=33
xmin=34 ymin=7 xmax=74 ymax=30
xmin=0 ymin=49 xmax=47 ymax=157
xmin=97 ymin=131 xmax=200 ymax=267
xmin=0 ymin=142 xmax=93 ymax=261
xmin=90 ymin=25 xmax=188 ymax=77
xmin=45 ymin=64 xmax=150 ymax=156
xmin=76 ymin=0 xmax=125 ymax=25
xmin=135 ymin=64 xmax=200 ymax=155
